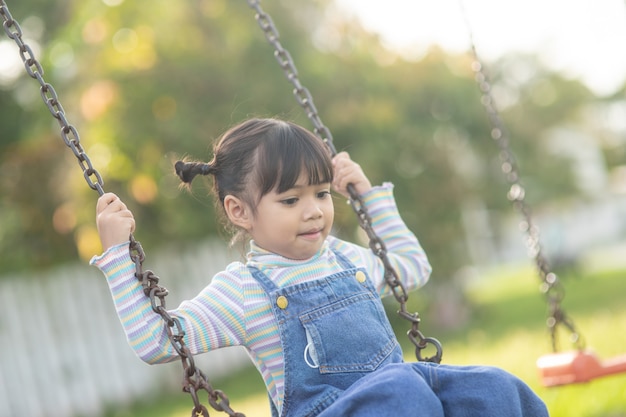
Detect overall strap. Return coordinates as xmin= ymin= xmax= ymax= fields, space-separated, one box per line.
xmin=330 ymin=247 xmax=354 ymax=270
xmin=247 ymin=265 xmax=279 ymax=293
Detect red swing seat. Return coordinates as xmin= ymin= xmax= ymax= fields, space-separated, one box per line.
xmin=537 ymin=349 xmax=626 ymax=387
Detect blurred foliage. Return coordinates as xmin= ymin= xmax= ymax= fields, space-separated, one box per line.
xmin=0 ymin=0 xmax=614 ymax=278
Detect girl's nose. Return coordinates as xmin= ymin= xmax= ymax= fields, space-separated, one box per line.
xmin=304 ymin=200 xmax=323 ymax=219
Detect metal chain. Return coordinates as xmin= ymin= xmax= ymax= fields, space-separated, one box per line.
xmin=1 ymin=2 xmax=104 ymax=195
xmin=0 ymin=2 xmax=243 ymax=415
xmin=246 ymin=0 xmax=442 ymax=363
xmin=461 ymin=9 xmax=584 ymax=352
xmin=129 ymin=239 xmax=244 ymax=417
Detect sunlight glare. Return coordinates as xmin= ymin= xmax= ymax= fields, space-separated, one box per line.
xmin=0 ymin=41 xmax=23 ymax=87
xmin=333 ymin=0 xmax=626 ymax=96
xmin=49 ymin=42 xmax=75 ymax=69
xmin=102 ymin=0 xmax=124 ymax=6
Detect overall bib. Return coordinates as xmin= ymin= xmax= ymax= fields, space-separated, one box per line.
xmin=249 ymin=249 xmax=404 ymax=417
xmin=249 ymin=249 xmax=549 ymax=417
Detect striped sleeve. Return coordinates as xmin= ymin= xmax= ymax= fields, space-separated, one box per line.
xmin=90 ymin=243 xmax=246 ymax=364
xmin=333 ymin=182 xmax=432 ymax=296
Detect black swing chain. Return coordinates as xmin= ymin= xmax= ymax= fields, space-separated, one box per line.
xmin=0 ymin=2 xmax=104 ymax=196
xmin=463 ymin=24 xmax=584 ymax=353
xmin=0 ymin=2 xmax=243 ymax=416
xmin=247 ymin=0 xmax=443 ymax=363
xmin=129 ymin=240 xmax=244 ymax=417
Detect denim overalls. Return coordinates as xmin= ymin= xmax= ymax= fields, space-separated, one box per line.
xmin=249 ymin=249 xmax=403 ymax=417
xmin=249 ymin=249 xmax=549 ymax=417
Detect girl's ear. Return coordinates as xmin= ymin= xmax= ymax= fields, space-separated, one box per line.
xmin=224 ymin=195 xmax=251 ymax=230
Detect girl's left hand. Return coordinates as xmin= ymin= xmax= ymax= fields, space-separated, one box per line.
xmin=95 ymin=193 xmax=136 ymax=251
xmin=332 ymin=151 xmax=372 ymax=198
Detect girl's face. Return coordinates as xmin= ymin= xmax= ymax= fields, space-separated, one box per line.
xmin=248 ymin=170 xmax=334 ymax=260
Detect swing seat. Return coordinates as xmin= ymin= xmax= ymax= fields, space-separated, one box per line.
xmin=537 ymin=349 xmax=626 ymax=387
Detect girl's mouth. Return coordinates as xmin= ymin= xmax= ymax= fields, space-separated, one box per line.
xmin=299 ymin=228 xmax=322 ymax=240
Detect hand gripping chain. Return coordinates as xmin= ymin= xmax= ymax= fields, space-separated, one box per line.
xmin=0 ymin=2 xmax=243 ymax=415
xmin=247 ymin=0 xmax=443 ymax=363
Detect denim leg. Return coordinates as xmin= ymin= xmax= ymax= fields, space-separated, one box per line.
xmin=318 ymin=363 xmax=445 ymax=417
xmin=413 ymin=362 xmax=549 ymax=417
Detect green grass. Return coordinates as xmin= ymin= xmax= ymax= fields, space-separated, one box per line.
xmin=443 ymin=263 xmax=626 ymax=417
xmin=104 ymin=263 xmax=626 ymax=417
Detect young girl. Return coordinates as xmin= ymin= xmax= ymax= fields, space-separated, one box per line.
xmin=92 ymin=118 xmax=548 ymax=417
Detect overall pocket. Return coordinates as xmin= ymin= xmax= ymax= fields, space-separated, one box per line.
xmin=299 ymin=291 xmax=398 ymax=374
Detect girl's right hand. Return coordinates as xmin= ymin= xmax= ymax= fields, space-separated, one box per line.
xmin=332 ymin=151 xmax=372 ymax=198
xmin=96 ymin=193 xmax=136 ymax=251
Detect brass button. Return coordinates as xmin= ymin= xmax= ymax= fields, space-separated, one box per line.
xmin=276 ymin=295 xmax=289 ymax=309
xmin=355 ymin=271 xmax=366 ymax=283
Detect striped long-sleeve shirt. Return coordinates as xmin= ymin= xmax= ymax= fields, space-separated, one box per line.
xmin=91 ymin=183 xmax=431 ymax=413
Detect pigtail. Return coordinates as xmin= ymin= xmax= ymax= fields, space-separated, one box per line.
xmin=174 ymin=160 xmax=214 ymax=184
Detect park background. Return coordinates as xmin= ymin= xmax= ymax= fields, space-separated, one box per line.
xmin=1 ymin=0 xmax=625 ymax=416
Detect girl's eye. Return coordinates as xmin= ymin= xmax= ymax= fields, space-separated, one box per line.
xmin=317 ymin=191 xmax=331 ymax=199
xmin=281 ymin=198 xmax=298 ymax=206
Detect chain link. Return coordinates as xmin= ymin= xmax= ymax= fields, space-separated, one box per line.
xmin=246 ymin=0 xmax=336 ymax=154
xmin=463 ymin=17 xmax=584 ymax=352
xmin=247 ymin=0 xmax=442 ymax=363
xmin=127 ymin=236 xmax=244 ymax=417
xmin=1 ymin=2 xmax=105 ymax=195
xmin=1 ymin=1 xmax=243 ymax=414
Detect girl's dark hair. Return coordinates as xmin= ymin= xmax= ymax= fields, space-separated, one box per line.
xmin=175 ymin=118 xmax=333 ymax=212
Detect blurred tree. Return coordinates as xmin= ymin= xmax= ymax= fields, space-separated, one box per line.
xmin=0 ymin=0 xmax=603 ymax=279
